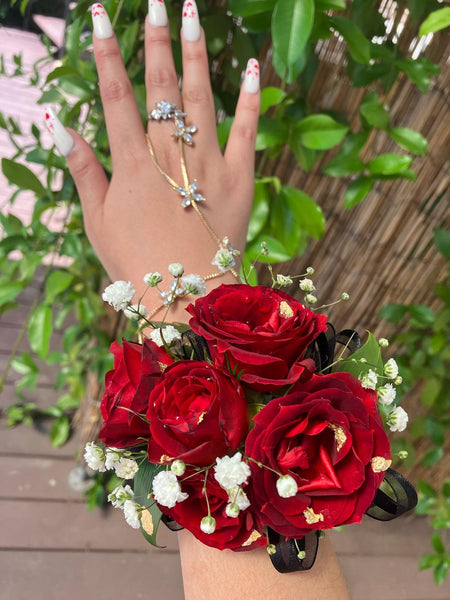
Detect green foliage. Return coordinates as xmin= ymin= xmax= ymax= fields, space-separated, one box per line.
xmin=379 ymin=232 xmax=450 ymax=583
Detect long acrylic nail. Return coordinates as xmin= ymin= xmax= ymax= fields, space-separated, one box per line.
xmin=149 ymin=0 xmax=168 ymax=26
xmin=182 ymin=0 xmax=200 ymax=42
xmin=45 ymin=108 xmax=74 ymax=156
xmin=91 ymin=3 xmax=113 ymax=39
xmin=244 ymin=59 xmax=260 ymax=94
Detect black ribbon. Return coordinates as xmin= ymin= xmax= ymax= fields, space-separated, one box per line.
xmin=268 ymin=530 xmax=320 ymax=573
xmin=366 ymin=467 xmax=418 ymax=521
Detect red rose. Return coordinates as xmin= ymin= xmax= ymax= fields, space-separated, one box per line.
xmin=187 ymin=284 xmax=326 ymax=391
xmin=160 ymin=470 xmax=265 ymax=551
xmin=245 ymin=372 xmax=391 ymax=537
xmin=147 ymin=361 xmax=249 ymax=466
xmin=99 ymin=339 xmax=173 ymax=448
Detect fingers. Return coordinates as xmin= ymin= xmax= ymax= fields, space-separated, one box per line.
xmin=225 ymin=59 xmax=260 ymax=187
xmin=145 ymin=7 xmax=181 ymax=113
xmin=91 ymin=4 xmax=146 ymax=166
xmin=180 ymin=3 xmax=218 ymax=153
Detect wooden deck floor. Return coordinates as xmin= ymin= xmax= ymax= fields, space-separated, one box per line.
xmin=0 ymin=26 xmax=448 ymax=600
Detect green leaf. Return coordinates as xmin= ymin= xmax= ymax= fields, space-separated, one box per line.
xmin=389 ymin=127 xmax=428 ymax=155
xmin=316 ymin=0 xmax=346 ymax=10
xmin=0 ymin=281 xmax=24 ymax=306
xmin=360 ymin=91 xmax=390 ymax=130
xmin=330 ymin=16 xmax=371 ymax=64
xmin=2 ymin=158 xmax=46 ymax=198
xmin=434 ymin=229 xmax=450 ymax=260
xmin=368 ymin=154 xmax=413 ymax=175
xmin=256 ymin=117 xmax=289 ymax=150
xmin=421 ymin=379 xmax=442 ymax=408
xmin=379 ymin=303 xmax=408 ymax=323
xmin=28 ymin=303 xmax=53 ymax=359
xmin=272 ymin=0 xmax=315 ymax=69
xmin=260 ymin=87 xmax=287 ymax=114
xmin=419 ymin=7 xmax=450 ymax=36
xmin=45 ymin=270 xmax=74 ymax=302
xmin=421 ymin=446 xmax=444 ymax=468
xmin=11 ymin=351 xmax=39 ymax=375
xmin=338 ymin=332 xmax=384 ymax=378
xmin=270 ymin=194 xmax=301 ymax=254
xmin=434 ymin=561 xmax=449 ymax=586
xmin=203 ymin=13 xmax=231 ymax=55
xmin=246 ymin=235 xmax=291 ymax=263
xmin=45 ymin=65 xmax=80 ymax=85
xmin=397 ymin=58 xmax=440 ymax=92
xmin=323 ymin=154 xmax=364 ymax=177
xmin=417 ymin=481 xmax=436 ymax=497
xmin=217 ymin=117 xmax=233 ymax=149
xmin=241 ymin=254 xmax=259 ymax=286
xmin=289 ymin=136 xmax=318 ymax=172
xmin=229 ymin=0 xmax=276 ymax=18
xmin=134 ymin=460 xmax=165 ymax=547
xmin=294 ymin=114 xmax=348 ymax=150
xmin=425 ymin=417 xmax=445 ymax=446
xmin=50 ymin=416 xmax=70 ymax=447
xmin=282 ymin=186 xmax=325 ymax=239
xmin=419 ymin=554 xmax=441 ymax=570
xmin=432 ymin=533 xmax=446 ymax=555
xmin=344 ymin=176 xmax=373 ymax=209
xmin=247 ymin=181 xmax=270 ymax=243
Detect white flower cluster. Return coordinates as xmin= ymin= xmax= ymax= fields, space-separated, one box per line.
xmin=150 ymin=325 xmax=182 ymax=347
xmin=102 ymin=281 xmax=136 ymax=311
xmin=212 ymin=453 xmax=252 ymax=523
xmin=107 ymin=485 xmax=142 ymax=529
xmin=152 ymin=470 xmax=189 ymax=508
xmin=360 ymin=369 xmax=378 ymax=390
xmin=181 ymin=274 xmax=206 ymax=296
xmin=212 ymin=248 xmax=235 ymax=272
xmin=387 ymin=406 xmax=408 ymax=432
xmin=84 ymin=443 xmax=139 ymax=480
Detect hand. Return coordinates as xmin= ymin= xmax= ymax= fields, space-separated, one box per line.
xmin=47 ymin=1 xmax=260 ymax=318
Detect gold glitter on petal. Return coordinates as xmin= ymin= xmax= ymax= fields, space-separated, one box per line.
xmin=157 ymin=361 xmax=168 ymax=372
xmin=159 ymin=454 xmax=172 ymax=464
xmin=371 ymin=456 xmax=392 ymax=473
xmin=197 ymin=411 xmax=206 ymax=424
xmin=242 ymin=530 xmax=262 ymax=547
xmin=279 ymin=301 xmax=294 ymax=318
xmin=328 ymin=423 xmax=347 ymax=452
xmin=303 ymin=507 xmax=324 ymax=525
xmin=141 ymin=509 xmax=154 ymax=535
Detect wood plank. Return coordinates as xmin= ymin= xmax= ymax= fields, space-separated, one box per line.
xmin=0 ymin=455 xmax=81 ymax=501
xmin=0 ymin=381 xmax=59 ymax=410
xmin=0 ymin=422 xmax=79 ymax=457
xmin=0 ymin=550 xmax=184 ymax=600
xmin=338 ymin=555 xmax=449 ymax=600
xmin=329 ymin=514 xmax=433 ymax=558
xmin=1 ymin=498 xmax=179 ymax=552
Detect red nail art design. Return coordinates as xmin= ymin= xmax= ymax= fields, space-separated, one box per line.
xmin=45 ymin=111 xmax=55 ymax=134
xmin=91 ymin=3 xmax=106 ymax=18
xmin=246 ymin=59 xmax=259 ymax=78
xmin=183 ymin=1 xmax=196 ymax=18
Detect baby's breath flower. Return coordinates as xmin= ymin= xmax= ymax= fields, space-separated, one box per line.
xmin=200 ymin=515 xmax=216 ymax=534
xmin=227 ymin=487 xmax=250 ymax=511
xmin=171 ymin=460 xmax=186 ymax=477
xmin=214 ymin=453 xmax=251 ymax=489
xmin=225 ymin=502 xmax=240 ymax=518
xmin=299 ymin=278 xmax=315 ymax=293
xmin=276 ymin=274 xmax=293 ymax=287
xmin=260 ymin=241 xmax=269 ymax=256
xmin=114 ymin=457 xmax=139 ymax=480
xmin=304 ymin=293 xmax=317 ymax=305
xmin=152 ymin=471 xmax=189 ymax=508
xmin=212 ymin=248 xmax=235 ymax=272
xmin=84 ymin=442 xmax=106 ymax=472
xmin=182 ymin=274 xmax=206 ymax=296
xmin=123 ymin=500 xmax=141 ymax=529
xmin=394 ymin=376 xmax=403 ymax=386
xmin=123 ymin=304 xmax=148 ymax=320
xmin=276 ymin=474 xmax=298 ymax=498
xmin=150 ymin=325 xmax=182 ymax=347
xmin=168 ymin=263 xmax=184 ymax=277
xmin=378 ymin=338 xmax=389 ymax=348
xmin=144 ymin=272 xmax=163 ymax=286
xmin=360 ymin=369 xmax=378 ymax=390
xmin=398 ymin=450 xmax=409 ymax=460
xmin=297 ymin=550 xmax=306 ymax=560
xmin=378 ymin=383 xmax=396 ymax=406
xmin=306 ymin=267 xmax=314 ymax=275
xmin=108 ymin=484 xmax=134 ymax=509
xmin=341 ymin=292 xmax=350 ymax=301
xmin=105 ymin=448 xmax=122 ymax=470
xmin=267 ymin=544 xmax=277 ymax=555
xmin=384 ymin=358 xmax=399 ymax=380
xmin=102 ymin=281 xmax=136 ymax=311
xmin=387 ymin=406 xmax=408 ymax=432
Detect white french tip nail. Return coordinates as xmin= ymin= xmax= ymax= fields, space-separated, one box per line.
xmin=244 ymin=59 xmax=260 ymax=94
xmin=182 ymin=0 xmax=200 ymax=42
xmin=45 ymin=108 xmax=74 ymax=157
xmin=91 ymin=3 xmax=113 ymax=40
xmin=148 ymin=0 xmax=168 ymax=26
